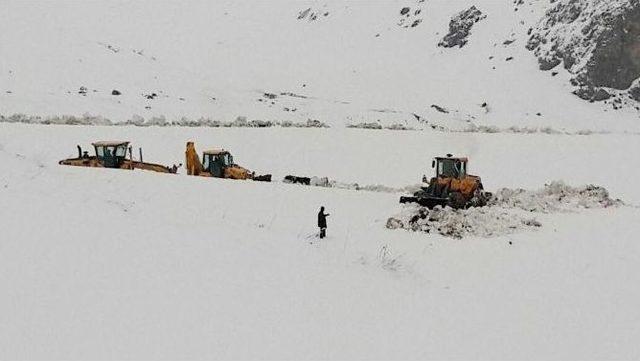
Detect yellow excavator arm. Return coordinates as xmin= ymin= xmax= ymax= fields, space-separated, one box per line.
xmin=185 ymin=141 xmax=204 ymax=175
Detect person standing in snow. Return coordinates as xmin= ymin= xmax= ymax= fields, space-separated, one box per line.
xmin=318 ymin=206 xmax=329 ymax=239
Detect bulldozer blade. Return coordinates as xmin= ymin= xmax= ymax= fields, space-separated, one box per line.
xmin=417 ymin=197 xmax=448 ymax=209
xmin=399 ymin=196 xmax=418 ymax=204
xmin=399 ymin=196 xmax=448 ymax=209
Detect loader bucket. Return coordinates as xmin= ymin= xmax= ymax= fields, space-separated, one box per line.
xmin=399 ymin=195 xmax=449 ymax=209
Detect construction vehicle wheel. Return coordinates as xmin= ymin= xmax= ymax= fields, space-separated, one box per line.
xmin=472 ymin=190 xmax=494 ymax=207
xmin=447 ymin=192 xmax=466 ymax=209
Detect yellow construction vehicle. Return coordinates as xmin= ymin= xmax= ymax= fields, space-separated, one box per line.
xmin=185 ymin=142 xmax=271 ymax=181
xmin=59 ymin=141 xmax=178 ymax=173
xmin=400 ymin=154 xmax=490 ymax=209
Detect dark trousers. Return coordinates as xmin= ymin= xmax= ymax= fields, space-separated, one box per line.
xmin=319 ymin=228 xmax=326 ymax=238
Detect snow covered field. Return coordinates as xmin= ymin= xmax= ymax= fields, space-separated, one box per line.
xmin=1 ymin=123 xmax=640 ymax=359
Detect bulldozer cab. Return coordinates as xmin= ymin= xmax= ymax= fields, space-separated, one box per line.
xmin=433 ymin=156 xmax=467 ymax=179
xmin=202 ymin=149 xmax=233 ymax=177
xmin=93 ymin=141 xmax=129 ymax=168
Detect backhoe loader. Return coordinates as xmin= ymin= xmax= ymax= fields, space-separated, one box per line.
xmin=185 ymin=142 xmax=271 ymax=181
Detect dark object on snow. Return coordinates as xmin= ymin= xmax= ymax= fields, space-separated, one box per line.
xmin=171 ymin=164 xmax=179 ymax=173
xmin=284 ymin=175 xmax=311 ymax=185
xmin=318 ymin=206 xmax=329 ymax=238
xmin=254 ymin=174 xmax=272 ymax=182
xmin=112 ymin=89 xmax=121 ymax=96
xmin=430 ymin=104 xmax=449 ymax=113
xmin=438 ymin=6 xmax=486 ymax=48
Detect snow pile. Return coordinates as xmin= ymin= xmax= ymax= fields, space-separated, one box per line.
xmin=346 ymin=122 xmax=415 ymax=131
xmin=387 ymin=204 xmax=543 ymax=239
xmin=0 ymin=113 xmax=330 ymax=128
xmin=346 ymin=122 xmax=383 ymax=130
xmin=491 ymin=181 xmax=622 ymax=212
xmin=460 ymin=123 xmax=611 ymax=135
xmin=280 ymin=119 xmax=329 ymax=128
xmin=0 ymin=113 xmax=114 ymax=126
xmin=388 ymin=181 xmax=622 ymax=238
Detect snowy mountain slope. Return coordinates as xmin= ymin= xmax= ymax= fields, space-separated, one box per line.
xmin=0 ymin=0 xmax=638 ymax=131
xmin=527 ymin=0 xmax=640 ymax=104
xmin=1 ymin=123 xmax=640 ymax=359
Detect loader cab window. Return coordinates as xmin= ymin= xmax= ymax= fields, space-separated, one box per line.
xmin=202 ymin=154 xmax=210 ymax=170
xmin=96 ymin=144 xmax=127 ymax=159
xmin=210 ymin=154 xmax=226 ymax=177
xmin=437 ymin=160 xmax=456 ymax=178
xmin=95 ymin=143 xmax=127 ymax=168
xmin=437 ymin=159 xmax=466 ymax=178
xmin=212 ymin=153 xmax=232 ymax=167
xmin=114 ymin=145 xmax=127 ymax=157
xmin=222 ymin=153 xmax=233 ymax=166
xmin=457 ymin=161 xmax=467 ymax=178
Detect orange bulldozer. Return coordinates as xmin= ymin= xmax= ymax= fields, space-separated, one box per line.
xmin=400 ymin=154 xmax=491 ymax=209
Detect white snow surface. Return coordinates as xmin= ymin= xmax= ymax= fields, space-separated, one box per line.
xmin=1 ymin=1 xmax=639 ymax=132
xmin=1 ymin=123 xmax=640 ymax=359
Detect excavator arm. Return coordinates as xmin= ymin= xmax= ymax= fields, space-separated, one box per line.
xmin=185 ymin=141 xmax=204 ymax=175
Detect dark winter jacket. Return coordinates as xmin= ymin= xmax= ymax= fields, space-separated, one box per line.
xmin=318 ymin=210 xmax=328 ymax=228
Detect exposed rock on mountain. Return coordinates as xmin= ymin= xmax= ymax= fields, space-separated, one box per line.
xmin=297 ymin=7 xmax=330 ymax=22
xmin=438 ymin=6 xmax=486 ymax=48
xmin=527 ymin=0 xmax=640 ymax=102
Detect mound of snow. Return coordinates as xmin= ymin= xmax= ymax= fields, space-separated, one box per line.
xmin=387 ymin=204 xmax=543 ymax=239
xmin=0 ymin=113 xmax=329 ymax=129
xmin=388 ymin=181 xmax=622 ymax=238
xmin=491 ymin=181 xmax=622 ymax=212
xmin=346 ymin=122 xmax=415 ymax=131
